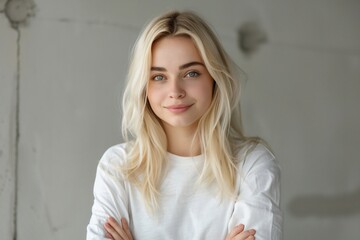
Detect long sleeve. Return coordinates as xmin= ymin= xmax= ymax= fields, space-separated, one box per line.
xmin=228 ymin=145 xmax=283 ymax=240
xmin=86 ymin=146 xmax=130 ymax=240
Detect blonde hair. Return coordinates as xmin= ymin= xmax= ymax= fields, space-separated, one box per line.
xmin=121 ymin=11 xmax=260 ymax=212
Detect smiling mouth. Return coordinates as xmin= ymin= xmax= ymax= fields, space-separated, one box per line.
xmin=165 ymin=104 xmax=193 ymax=113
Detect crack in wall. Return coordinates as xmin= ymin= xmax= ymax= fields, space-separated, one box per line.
xmin=0 ymin=1 xmax=34 ymax=239
xmin=12 ymin=26 xmax=20 ymax=240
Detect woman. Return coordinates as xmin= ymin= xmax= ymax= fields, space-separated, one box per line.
xmin=87 ymin=11 xmax=282 ymax=240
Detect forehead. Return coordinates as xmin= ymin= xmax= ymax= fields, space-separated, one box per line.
xmin=151 ymin=36 xmax=203 ymax=66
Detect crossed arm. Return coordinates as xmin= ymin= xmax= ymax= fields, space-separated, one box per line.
xmin=104 ymin=217 xmax=256 ymax=240
xmin=87 ymin=145 xmax=282 ymax=240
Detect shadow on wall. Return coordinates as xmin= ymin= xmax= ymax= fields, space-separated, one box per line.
xmin=288 ymin=187 xmax=360 ymax=217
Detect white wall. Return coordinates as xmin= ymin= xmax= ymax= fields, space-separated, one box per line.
xmin=1 ymin=0 xmax=359 ymax=239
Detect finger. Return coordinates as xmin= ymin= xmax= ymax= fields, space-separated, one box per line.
xmin=104 ymin=222 xmax=120 ymax=239
xmin=105 ymin=231 xmax=114 ymax=240
xmin=106 ymin=217 xmax=128 ymax=239
xmin=121 ymin=218 xmax=133 ymax=240
xmin=245 ymin=236 xmax=255 ymax=240
xmin=234 ymin=229 xmax=256 ymax=240
xmin=227 ymin=224 xmax=245 ymax=239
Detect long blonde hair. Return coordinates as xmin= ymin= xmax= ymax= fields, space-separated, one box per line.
xmin=121 ymin=11 xmax=260 ymax=212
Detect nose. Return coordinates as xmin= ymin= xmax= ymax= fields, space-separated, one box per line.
xmin=168 ymin=80 xmax=186 ymax=99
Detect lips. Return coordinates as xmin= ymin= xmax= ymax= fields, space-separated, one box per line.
xmin=165 ymin=103 xmax=193 ymax=113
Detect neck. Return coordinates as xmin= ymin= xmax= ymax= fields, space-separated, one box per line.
xmin=163 ymin=124 xmax=201 ymax=157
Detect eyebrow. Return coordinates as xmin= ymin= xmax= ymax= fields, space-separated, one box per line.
xmin=150 ymin=61 xmax=205 ymax=72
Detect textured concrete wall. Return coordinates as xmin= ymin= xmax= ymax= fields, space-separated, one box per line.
xmin=1 ymin=0 xmax=359 ymax=239
xmin=240 ymin=2 xmax=360 ymax=239
xmin=0 ymin=13 xmax=17 ymax=240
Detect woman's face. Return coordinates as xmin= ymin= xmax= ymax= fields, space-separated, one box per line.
xmin=147 ymin=36 xmax=214 ymax=133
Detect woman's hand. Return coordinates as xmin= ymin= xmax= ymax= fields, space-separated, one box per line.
xmin=104 ymin=217 xmax=133 ymax=240
xmin=103 ymin=217 xmax=254 ymax=240
xmin=225 ymin=224 xmax=256 ymax=240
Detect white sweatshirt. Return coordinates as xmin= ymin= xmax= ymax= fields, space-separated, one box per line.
xmin=87 ymin=143 xmax=282 ymax=240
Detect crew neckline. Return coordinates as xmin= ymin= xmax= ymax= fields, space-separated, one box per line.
xmin=167 ymin=152 xmax=204 ymax=165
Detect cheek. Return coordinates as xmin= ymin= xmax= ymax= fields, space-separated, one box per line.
xmin=197 ymin=82 xmax=214 ymax=103
xmin=147 ymin=86 xmax=155 ymax=104
xmin=147 ymin=89 xmax=162 ymax=110
xmin=147 ymin=95 xmax=156 ymax=110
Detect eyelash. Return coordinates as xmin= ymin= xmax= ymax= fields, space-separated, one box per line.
xmin=151 ymin=71 xmax=201 ymax=81
xmin=185 ymin=71 xmax=200 ymax=78
xmin=152 ymin=75 xmax=165 ymax=81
